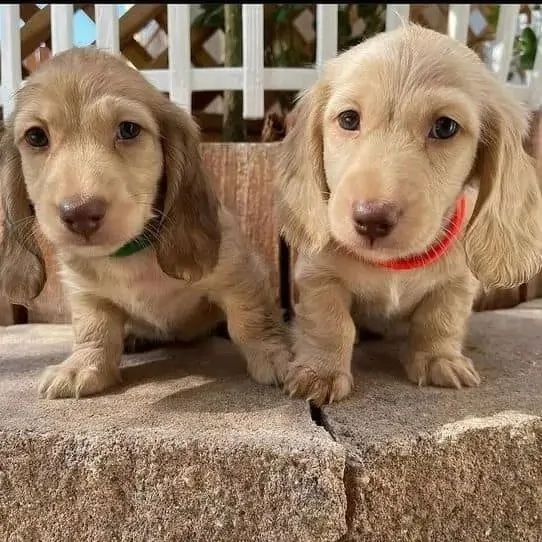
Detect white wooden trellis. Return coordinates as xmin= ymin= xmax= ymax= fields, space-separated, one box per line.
xmin=495 ymin=4 xmax=521 ymax=83
xmin=386 ymin=4 xmax=410 ymax=32
xmin=167 ymin=3 xmax=191 ymax=111
xmin=316 ymin=4 xmax=338 ymax=74
xmin=242 ymin=4 xmax=264 ymax=119
xmin=0 ymin=4 xmax=540 ymax=119
xmin=95 ymin=4 xmax=119 ymax=55
xmin=51 ymin=4 xmax=74 ymax=54
xmin=0 ymin=4 xmax=20 ymax=117
xmin=447 ymin=4 xmax=470 ymax=44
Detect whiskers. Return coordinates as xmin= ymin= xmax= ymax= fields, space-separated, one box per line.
xmin=127 ymin=192 xmax=175 ymax=250
xmin=138 ymin=219 xmax=161 ymax=247
xmin=148 ymin=206 xmax=177 ymax=251
xmin=129 ymin=191 xmax=156 ymax=207
xmin=6 ymin=215 xmax=36 ymax=248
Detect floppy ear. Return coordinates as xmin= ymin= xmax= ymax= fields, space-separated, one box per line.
xmin=464 ymin=87 xmax=542 ymax=289
xmin=0 ymin=120 xmax=46 ymax=305
xmin=154 ymin=103 xmax=221 ymax=282
xmin=275 ymin=82 xmax=330 ymax=254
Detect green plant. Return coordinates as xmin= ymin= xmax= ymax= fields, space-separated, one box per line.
xmin=516 ymin=26 xmax=538 ymax=70
xmin=338 ymin=4 xmax=385 ymax=51
xmin=193 ymin=4 xmax=385 ymax=66
xmin=264 ymin=4 xmax=310 ymax=68
xmin=191 ymin=4 xmax=386 ymax=127
xmin=192 ymin=4 xmax=224 ymax=29
xmin=486 ymin=5 xmax=499 ymax=29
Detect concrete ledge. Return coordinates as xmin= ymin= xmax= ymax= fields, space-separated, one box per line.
xmin=326 ymin=300 xmax=542 ymax=541
xmin=0 ymin=325 xmax=346 ymax=542
xmin=1 ymin=301 xmax=542 ymax=541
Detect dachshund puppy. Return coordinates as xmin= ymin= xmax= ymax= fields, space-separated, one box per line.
xmin=0 ymin=47 xmax=290 ymax=399
xmin=275 ymin=24 xmax=542 ymax=405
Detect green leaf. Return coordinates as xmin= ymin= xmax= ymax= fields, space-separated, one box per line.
xmin=518 ymin=26 xmax=538 ymax=70
xmin=486 ymin=5 xmax=500 ymax=28
xmin=275 ymin=7 xmax=290 ymax=24
xmin=193 ymin=5 xmax=224 ymax=29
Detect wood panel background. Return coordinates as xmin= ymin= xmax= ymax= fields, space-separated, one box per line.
xmin=2 ymin=131 xmax=542 ymax=325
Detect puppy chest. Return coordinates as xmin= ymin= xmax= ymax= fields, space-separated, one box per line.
xmin=110 ymin=277 xmax=196 ymax=314
xmin=351 ymin=274 xmax=429 ymax=319
xmin=86 ymin=259 xmax=205 ymax=325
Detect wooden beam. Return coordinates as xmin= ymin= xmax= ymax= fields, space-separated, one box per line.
xmin=20 ymin=4 xmax=88 ymax=59
xmin=123 ymin=42 xmax=154 ymax=67
xmin=21 ymin=6 xmax=54 ymax=59
xmin=84 ymin=4 xmax=165 ymax=48
xmin=80 ymin=5 xmax=153 ymax=67
xmin=118 ymin=4 xmax=164 ymax=49
xmin=20 ymin=4 xmax=40 ymax=22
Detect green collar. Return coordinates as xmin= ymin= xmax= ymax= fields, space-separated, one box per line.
xmin=111 ymin=234 xmax=153 ymax=258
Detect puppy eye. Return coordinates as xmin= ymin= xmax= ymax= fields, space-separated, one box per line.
xmin=117 ymin=121 xmax=141 ymax=140
xmin=429 ymin=117 xmax=459 ymax=140
xmin=24 ymin=127 xmax=49 ymax=148
xmin=338 ymin=110 xmax=360 ymax=131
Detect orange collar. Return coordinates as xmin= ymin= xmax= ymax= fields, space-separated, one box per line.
xmin=371 ymin=195 xmax=467 ymax=271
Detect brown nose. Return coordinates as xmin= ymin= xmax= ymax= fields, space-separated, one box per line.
xmin=352 ymin=200 xmax=400 ymax=240
xmin=59 ymin=197 xmax=107 ymax=237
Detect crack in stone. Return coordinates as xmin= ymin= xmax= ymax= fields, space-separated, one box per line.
xmin=310 ymin=406 xmax=355 ymax=542
xmin=309 ymin=403 xmax=324 ymax=426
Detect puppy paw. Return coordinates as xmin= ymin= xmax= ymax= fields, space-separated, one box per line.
xmin=284 ymin=362 xmax=353 ymax=406
xmin=406 ymin=352 xmax=481 ymax=389
xmin=39 ymin=355 xmax=120 ymax=399
xmin=246 ymin=344 xmax=292 ymax=386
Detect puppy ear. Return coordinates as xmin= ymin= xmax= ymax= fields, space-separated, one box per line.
xmin=465 ymin=88 xmax=542 ymax=289
xmin=275 ymin=82 xmax=330 ymax=254
xmin=0 ymin=120 xmax=46 ymax=305
xmin=154 ymin=103 xmax=221 ymax=282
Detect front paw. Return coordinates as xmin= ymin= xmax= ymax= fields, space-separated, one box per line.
xmin=284 ymin=361 xmax=353 ymax=406
xmin=405 ymin=352 xmax=481 ymax=389
xmin=39 ymin=353 xmax=121 ymax=399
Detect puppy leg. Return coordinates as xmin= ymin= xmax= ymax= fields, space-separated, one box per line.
xmin=286 ymin=277 xmax=355 ymax=406
xmin=212 ymin=269 xmax=291 ymax=386
xmin=39 ymin=295 xmax=125 ymax=399
xmin=173 ymin=298 xmax=225 ymax=343
xmin=405 ymin=277 xmax=480 ymax=389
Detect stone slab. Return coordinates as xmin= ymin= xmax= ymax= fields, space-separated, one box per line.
xmin=0 ymin=325 xmax=346 ymax=542
xmin=325 ymin=302 xmax=542 ymax=542
xmin=3 ymin=301 xmax=542 ymax=542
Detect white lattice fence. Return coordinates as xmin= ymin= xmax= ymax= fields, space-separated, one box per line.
xmin=1 ymin=3 xmax=541 ymax=120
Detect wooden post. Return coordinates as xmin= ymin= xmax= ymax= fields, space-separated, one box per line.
xmin=223 ymin=4 xmax=245 ymax=142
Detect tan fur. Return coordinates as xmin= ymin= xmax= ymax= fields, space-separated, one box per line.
xmin=275 ymin=25 xmax=542 ymax=405
xmin=0 ymin=47 xmax=290 ymax=399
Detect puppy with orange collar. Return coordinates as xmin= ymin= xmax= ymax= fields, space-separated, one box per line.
xmin=275 ymin=25 xmax=542 ymax=405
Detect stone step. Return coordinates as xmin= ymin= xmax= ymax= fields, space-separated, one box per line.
xmin=328 ymin=299 xmax=542 ymax=542
xmin=0 ymin=325 xmax=346 ymax=542
xmin=1 ymin=300 xmax=542 ymax=541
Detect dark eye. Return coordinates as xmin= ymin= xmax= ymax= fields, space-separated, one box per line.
xmin=338 ymin=110 xmax=360 ymax=131
xmin=117 ymin=121 xmax=141 ymax=140
xmin=429 ymin=117 xmax=459 ymax=140
xmin=24 ymin=127 xmax=48 ymax=148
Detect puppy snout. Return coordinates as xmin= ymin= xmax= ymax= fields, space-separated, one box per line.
xmin=59 ymin=197 xmax=107 ymax=237
xmin=352 ymin=200 xmax=400 ymax=240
